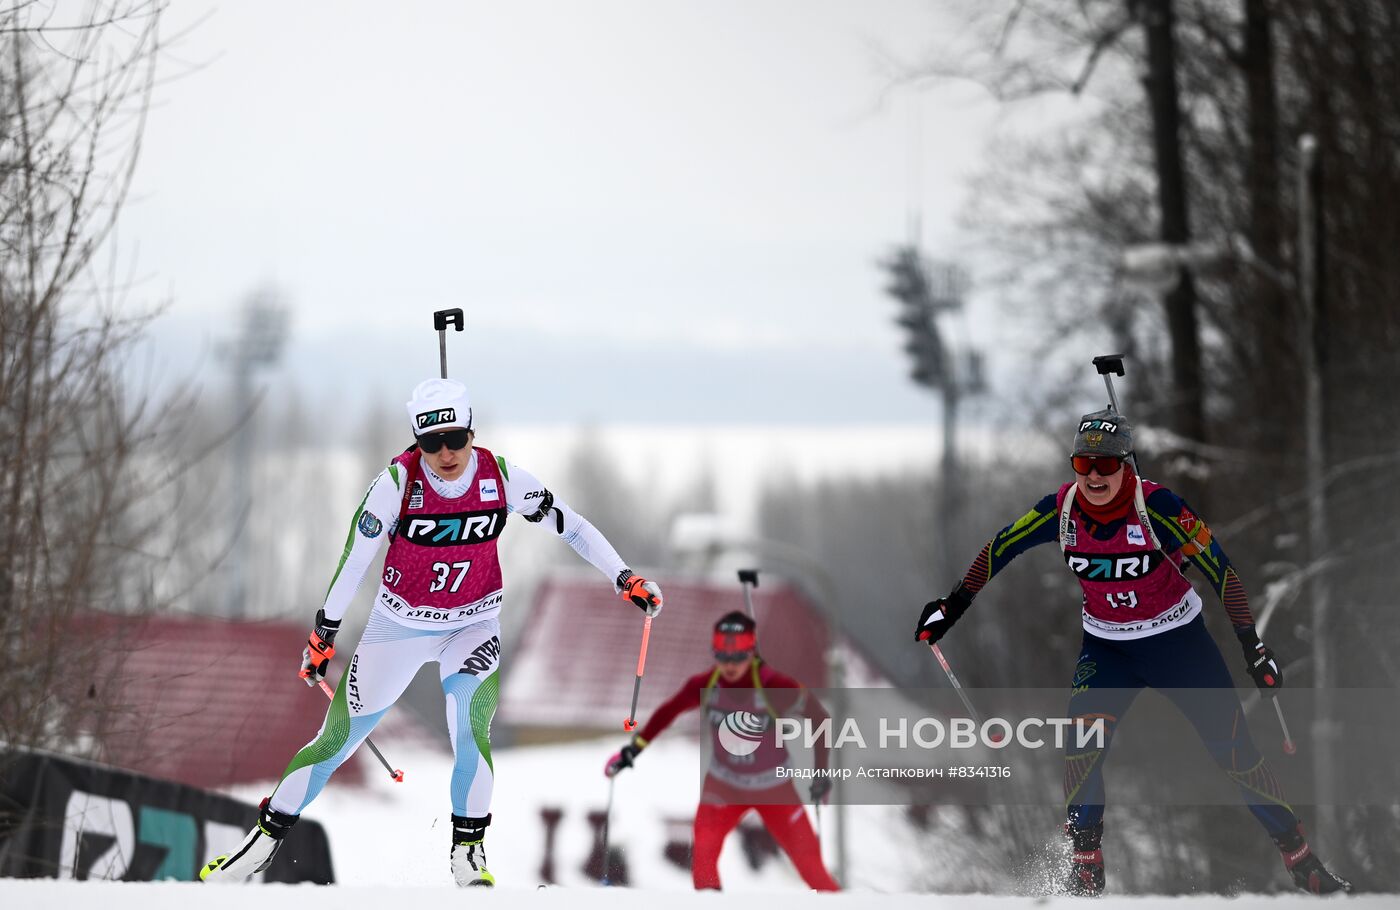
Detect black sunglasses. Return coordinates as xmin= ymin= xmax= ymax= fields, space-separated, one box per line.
xmin=417 ymin=428 xmax=471 ymax=454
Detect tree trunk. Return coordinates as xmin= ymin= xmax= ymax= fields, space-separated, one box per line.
xmin=1242 ymin=0 xmax=1292 ymax=414
xmin=1140 ymin=0 xmax=1206 ymax=469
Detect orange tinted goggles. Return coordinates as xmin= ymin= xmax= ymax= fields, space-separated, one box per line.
xmin=1071 ymin=455 xmax=1124 ymax=476
xmin=713 ymin=630 xmax=756 ymax=660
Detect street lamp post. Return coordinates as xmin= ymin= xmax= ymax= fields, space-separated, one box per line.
xmin=1296 ymin=134 xmax=1335 ymax=842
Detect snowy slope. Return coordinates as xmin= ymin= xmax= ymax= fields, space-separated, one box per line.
xmin=2 ymin=882 xmax=1385 ymax=909
xmin=2 ymin=736 xmax=1379 ymax=906
xmin=223 ymin=735 xmax=915 ymax=892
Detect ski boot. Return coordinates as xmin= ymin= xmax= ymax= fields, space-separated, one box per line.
xmin=1272 ymin=824 xmax=1352 ymax=894
xmin=1063 ymin=821 xmax=1105 ymax=896
xmin=200 ymin=798 xmax=298 ymax=883
xmin=451 ymin=813 xmax=495 ymax=887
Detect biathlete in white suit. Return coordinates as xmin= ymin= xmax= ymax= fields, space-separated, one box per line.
xmin=202 ymin=378 xmax=663 ymax=887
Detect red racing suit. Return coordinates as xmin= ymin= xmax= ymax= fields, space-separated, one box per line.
xmin=634 ymin=659 xmax=839 ymax=891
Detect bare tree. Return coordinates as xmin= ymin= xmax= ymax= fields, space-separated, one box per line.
xmin=872 ymin=0 xmax=1400 ymax=890
xmin=0 ymin=2 xmax=181 ymax=759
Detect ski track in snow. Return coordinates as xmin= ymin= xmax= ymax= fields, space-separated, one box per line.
xmin=3 ymin=737 xmax=1382 ymax=905
xmin=0 ymin=882 xmax=1386 ymax=908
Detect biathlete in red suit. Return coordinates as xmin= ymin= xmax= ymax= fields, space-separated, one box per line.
xmin=605 ymin=611 xmax=840 ymax=891
xmin=915 ymin=407 xmax=1350 ymax=896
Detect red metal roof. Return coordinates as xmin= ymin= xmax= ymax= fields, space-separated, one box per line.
xmin=499 ymin=573 xmax=833 ymax=732
xmin=78 ymin=576 xmax=850 ymax=784
xmin=91 ymin=613 xmax=370 ymax=790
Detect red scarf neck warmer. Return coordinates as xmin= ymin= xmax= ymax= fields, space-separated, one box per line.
xmin=1076 ymin=466 xmax=1138 ymax=524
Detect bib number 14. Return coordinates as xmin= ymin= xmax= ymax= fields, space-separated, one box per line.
xmin=430 ymin=560 xmax=473 ymax=593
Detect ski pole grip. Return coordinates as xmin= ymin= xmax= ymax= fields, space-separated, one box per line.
xmin=1092 ymin=354 xmax=1125 ymax=376
xmin=434 ymin=308 xmax=465 ymax=332
xmin=737 ymin=569 xmax=759 ymax=588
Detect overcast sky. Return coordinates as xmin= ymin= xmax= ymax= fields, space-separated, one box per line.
xmin=115 ymin=0 xmax=1043 ymax=427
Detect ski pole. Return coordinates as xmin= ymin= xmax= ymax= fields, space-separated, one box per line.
xmin=433 ymin=308 xmax=465 ymax=379
xmin=1272 ymin=698 xmax=1297 ymax=755
xmin=929 ymin=643 xmax=1003 ymax=743
xmin=313 ymin=678 xmax=404 ymax=782
xmin=737 ymin=568 xmax=759 ymax=618
xmin=601 ymin=773 xmax=616 ymax=886
xmin=928 ymin=642 xmax=985 ymax=727
xmin=622 ymin=614 xmax=653 ymax=732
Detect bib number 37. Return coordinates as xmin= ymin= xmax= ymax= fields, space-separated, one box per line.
xmin=430 ymin=560 xmax=473 ymax=593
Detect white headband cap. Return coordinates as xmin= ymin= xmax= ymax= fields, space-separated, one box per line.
xmin=406 ymin=378 xmax=472 ymax=435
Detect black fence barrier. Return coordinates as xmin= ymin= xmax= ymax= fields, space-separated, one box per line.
xmin=0 ymin=749 xmax=333 ymax=883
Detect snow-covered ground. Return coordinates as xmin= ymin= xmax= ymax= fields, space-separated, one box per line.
xmin=227 ymin=735 xmax=916 ymax=892
xmin=2 ymin=736 xmax=1380 ymax=906
xmin=2 ymin=881 xmax=1384 ymax=908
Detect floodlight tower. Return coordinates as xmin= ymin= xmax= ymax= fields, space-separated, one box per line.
xmin=220 ymin=289 xmax=289 ymax=618
xmin=881 ymin=245 xmax=984 ymax=577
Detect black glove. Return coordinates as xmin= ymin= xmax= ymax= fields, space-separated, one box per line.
xmin=1237 ymin=628 xmax=1283 ymax=695
xmin=299 ymin=609 xmax=341 ymax=686
xmin=809 ymin=777 xmax=832 ymax=804
xmin=604 ymin=741 xmax=643 ymax=778
xmin=915 ymin=586 xmax=973 ymax=645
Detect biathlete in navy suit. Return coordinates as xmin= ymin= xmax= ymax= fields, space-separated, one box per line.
xmin=915 ymin=408 xmax=1350 ymax=896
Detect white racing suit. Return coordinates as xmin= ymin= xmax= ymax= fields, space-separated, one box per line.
xmin=269 ymin=444 xmax=628 ymax=818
